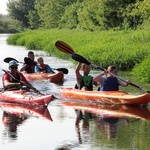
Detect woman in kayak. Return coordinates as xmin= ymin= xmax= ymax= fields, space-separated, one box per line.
xmin=20 ymin=51 xmax=36 ymax=73
xmin=94 ymin=65 xmax=130 ymax=91
xmin=75 ymin=62 xmax=97 ymax=91
xmin=35 ymin=57 xmax=55 ymax=73
xmin=3 ymin=60 xmax=36 ymax=90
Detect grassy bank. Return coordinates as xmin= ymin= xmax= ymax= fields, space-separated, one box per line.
xmin=7 ymin=29 xmax=150 ymax=83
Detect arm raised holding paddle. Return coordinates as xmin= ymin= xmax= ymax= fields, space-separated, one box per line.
xmin=55 ymin=40 xmax=150 ymax=94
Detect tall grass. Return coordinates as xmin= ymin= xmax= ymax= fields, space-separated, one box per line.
xmin=7 ymin=29 xmax=150 ymax=82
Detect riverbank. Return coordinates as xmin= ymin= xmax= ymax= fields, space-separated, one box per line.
xmin=6 ymin=29 xmax=150 ymax=83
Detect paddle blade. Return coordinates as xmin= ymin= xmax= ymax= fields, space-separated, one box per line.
xmin=71 ymin=54 xmax=91 ymax=65
xmin=55 ymin=40 xmax=74 ymax=54
xmin=24 ymin=57 xmax=36 ymax=65
xmin=55 ymin=68 xmax=69 ymax=74
xmin=4 ymin=57 xmax=19 ymax=63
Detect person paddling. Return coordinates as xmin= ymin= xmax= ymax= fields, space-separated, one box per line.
xmin=94 ymin=65 xmax=130 ymax=91
xmin=75 ymin=62 xmax=97 ymax=125
xmin=20 ymin=51 xmax=36 ymax=73
xmin=75 ymin=62 xmax=97 ymax=91
xmin=3 ymin=60 xmax=36 ymax=91
xmin=35 ymin=57 xmax=55 ymax=73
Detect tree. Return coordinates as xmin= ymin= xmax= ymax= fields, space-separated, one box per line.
xmin=7 ymin=0 xmax=35 ymax=27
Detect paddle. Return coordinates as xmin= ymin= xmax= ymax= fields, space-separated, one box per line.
xmin=2 ymin=69 xmax=43 ymax=94
xmin=52 ymin=68 xmax=68 ymax=74
xmin=55 ymin=40 xmax=74 ymax=54
xmin=4 ymin=57 xmax=23 ymax=63
xmin=4 ymin=57 xmax=68 ymax=74
xmin=24 ymin=57 xmax=36 ymax=65
xmin=55 ymin=40 xmax=150 ymax=94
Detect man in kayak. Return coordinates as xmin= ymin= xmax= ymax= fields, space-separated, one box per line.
xmin=75 ymin=62 xmax=96 ymax=125
xmin=35 ymin=57 xmax=55 ymax=73
xmin=20 ymin=51 xmax=36 ymax=73
xmin=94 ymin=65 xmax=130 ymax=91
xmin=3 ymin=60 xmax=36 ymax=90
xmin=75 ymin=62 xmax=97 ymax=91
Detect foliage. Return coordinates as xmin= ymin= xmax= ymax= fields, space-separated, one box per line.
xmin=131 ymin=56 xmax=150 ymax=82
xmin=0 ymin=16 xmax=23 ymax=33
xmin=5 ymin=0 xmax=150 ymax=30
xmin=6 ymin=29 xmax=150 ymax=82
xmin=7 ymin=0 xmax=35 ymax=27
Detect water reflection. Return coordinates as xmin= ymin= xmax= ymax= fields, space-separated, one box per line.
xmin=0 ymin=102 xmax=52 ymax=142
xmin=2 ymin=111 xmax=28 ymax=141
xmin=96 ymin=115 xmax=129 ymax=139
xmin=75 ymin=110 xmax=94 ymax=144
xmin=61 ymin=101 xmax=150 ymax=146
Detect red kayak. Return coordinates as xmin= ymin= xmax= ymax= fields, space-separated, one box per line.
xmin=23 ymin=71 xmax=64 ymax=82
xmin=0 ymin=89 xmax=55 ymax=107
xmin=0 ymin=102 xmax=53 ymax=122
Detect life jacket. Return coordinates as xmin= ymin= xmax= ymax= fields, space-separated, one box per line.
xmin=38 ymin=64 xmax=48 ymax=72
xmin=79 ymin=75 xmax=93 ymax=91
xmin=25 ymin=64 xmax=35 ymax=73
xmin=3 ymin=71 xmax=22 ymax=90
xmin=100 ymin=77 xmax=119 ymax=91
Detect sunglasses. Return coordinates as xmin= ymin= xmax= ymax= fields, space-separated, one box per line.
xmin=11 ymin=66 xmax=18 ymax=69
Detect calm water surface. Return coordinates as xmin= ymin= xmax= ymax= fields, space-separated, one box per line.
xmin=0 ymin=34 xmax=150 ymax=150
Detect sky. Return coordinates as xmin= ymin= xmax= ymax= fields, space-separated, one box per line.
xmin=0 ymin=0 xmax=8 ymax=15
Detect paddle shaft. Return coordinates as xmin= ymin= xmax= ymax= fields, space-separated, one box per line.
xmin=2 ymin=69 xmax=42 ymax=94
xmin=55 ymin=40 xmax=149 ymax=93
xmin=90 ymin=63 xmax=149 ymax=93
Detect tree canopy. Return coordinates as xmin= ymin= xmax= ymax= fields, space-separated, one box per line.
xmin=6 ymin=0 xmax=150 ymax=30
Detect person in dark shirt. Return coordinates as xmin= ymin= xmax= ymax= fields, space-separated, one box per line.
xmin=20 ymin=51 xmax=36 ymax=73
xmin=94 ymin=65 xmax=130 ymax=91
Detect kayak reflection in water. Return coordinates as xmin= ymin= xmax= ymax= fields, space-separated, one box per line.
xmin=2 ymin=111 xmax=28 ymax=140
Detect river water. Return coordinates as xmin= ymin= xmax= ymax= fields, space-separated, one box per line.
xmin=0 ymin=34 xmax=150 ymax=150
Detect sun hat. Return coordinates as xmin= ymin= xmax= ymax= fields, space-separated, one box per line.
xmin=9 ymin=60 xmax=19 ymax=67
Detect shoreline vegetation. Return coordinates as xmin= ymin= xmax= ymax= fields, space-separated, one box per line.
xmin=6 ymin=29 xmax=150 ymax=83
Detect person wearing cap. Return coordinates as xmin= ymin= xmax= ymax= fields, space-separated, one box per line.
xmin=3 ymin=60 xmax=36 ymax=90
xmin=94 ymin=65 xmax=130 ymax=91
xmin=20 ymin=51 xmax=36 ymax=73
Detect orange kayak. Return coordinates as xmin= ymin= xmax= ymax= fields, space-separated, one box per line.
xmin=61 ymin=101 xmax=150 ymax=120
xmin=60 ymin=88 xmax=150 ymax=106
xmin=23 ymin=71 xmax=64 ymax=82
xmin=0 ymin=102 xmax=53 ymax=122
xmin=0 ymin=89 xmax=55 ymax=107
